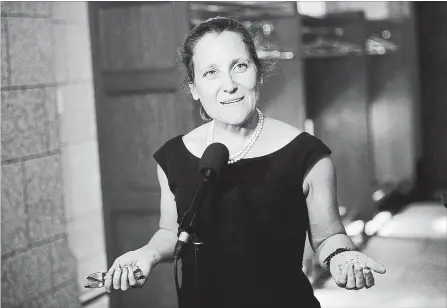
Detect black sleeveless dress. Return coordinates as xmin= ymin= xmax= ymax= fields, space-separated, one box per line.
xmin=154 ymin=132 xmax=331 ymax=308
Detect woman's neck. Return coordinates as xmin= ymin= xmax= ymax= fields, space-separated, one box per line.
xmin=211 ymin=110 xmax=260 ymax=152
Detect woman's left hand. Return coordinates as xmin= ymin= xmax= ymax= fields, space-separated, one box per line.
xmin=329 ymin=250 xmax=386 ymax=290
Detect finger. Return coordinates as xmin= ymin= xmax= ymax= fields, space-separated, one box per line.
xmin=113 ymin=267 xmax=122 ymax=290
xmin=346 ymin=264 xmax=356 ymax=290
xmin=354 ymin=264 xmax=365 ymax=289
xmin=104 ymin=274 xmax=112 ymax=293
xmin=336 ymin=263 xmax=348 ymax=287
xmin=121 ymin=266 xmax=129 ymax=291
xmin=363 ymin=268 xmax=375 ymax=288
xmin=365 ymin=257 xmax=386 ymax=274
xmin=105 ymin=260 xmax=119 ymax=292
xmin=128 ymin=266 xmax=137 ymax=287
xmin=106 ymin=259 xmax=119 ymax=277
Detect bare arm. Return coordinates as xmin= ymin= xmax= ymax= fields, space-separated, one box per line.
xmin=304 ymin=157 xmax=355 ymax=270
xmin=105 ymin=164 xmax=179 ymax=291
xmin=142 ymin=164 xmax=179 ymax=265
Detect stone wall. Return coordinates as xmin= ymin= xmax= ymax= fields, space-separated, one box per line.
xmin=1 ymin=2 xmax=107 ymax=307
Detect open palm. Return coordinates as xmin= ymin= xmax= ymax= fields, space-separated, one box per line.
xmin=329 ymin=250 xmax=386 ymax=290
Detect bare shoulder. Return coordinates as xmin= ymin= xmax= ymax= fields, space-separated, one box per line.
xmin=306 ymin=156 xmax=335 ymax=180
xmin=262 ymin=117 xmax=303 ymax=143
xmin=250 ymin=117 xmax=303 ymax=157
xmin=182 ymin=123 xmax=210 ymax=157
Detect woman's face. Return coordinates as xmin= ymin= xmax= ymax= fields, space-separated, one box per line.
xmin=189 ymin=31 xmax=259 ymax=126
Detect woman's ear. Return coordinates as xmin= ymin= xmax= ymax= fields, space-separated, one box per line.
xmin=188 ymin=83 xmax=199 ymax=101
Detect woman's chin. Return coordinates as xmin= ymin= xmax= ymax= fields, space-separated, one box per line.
xmin=209 ymin=103 xmax=257 ymax=126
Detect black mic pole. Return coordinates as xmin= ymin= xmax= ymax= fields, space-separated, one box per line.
xmin=174 ymin=168 xmax=213 ymax=260
xmin=173 ymin=143 xmax=229 ymax=308
xmin=174 ymin=169 xmax=213 ymax=308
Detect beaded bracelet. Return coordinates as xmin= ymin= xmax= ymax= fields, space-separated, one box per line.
xmin=323 ymin=247 xmax=354 ymax=269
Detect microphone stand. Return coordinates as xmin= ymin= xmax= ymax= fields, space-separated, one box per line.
xmin=174 ymin=143 xmax=229 ymax=308
xmin=174 ymin=232 xmax=205 ymax=308
xmin=192 ymin=234 xmax=204 ymax=308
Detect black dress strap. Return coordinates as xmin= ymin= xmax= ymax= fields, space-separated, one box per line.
xmin=300 ymin=133 xmax=332 ymax=176
xmin=153 ymin=135 xmax=184 ymax=177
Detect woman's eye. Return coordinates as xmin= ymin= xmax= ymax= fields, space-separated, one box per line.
xmin=204 ymin=70 xmax=217 ymax=78
xmin=234 ymin=63 xmax=248 ymax=72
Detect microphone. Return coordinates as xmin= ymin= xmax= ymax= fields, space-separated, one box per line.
xmin=174 ymin=143 xmax=229 ymax=260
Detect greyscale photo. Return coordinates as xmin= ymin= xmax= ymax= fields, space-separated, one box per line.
xmin=1 ymin=2 xmax=446 ymax=308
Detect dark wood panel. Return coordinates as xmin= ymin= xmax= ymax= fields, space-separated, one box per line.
xmin=98 ymin=1 xmax=168 ymax=9
xmin=259 ymin=60 xmax=306 ymax=128
xmin=89 ymin=3 xmax=192 ymax=308
xmin=113 ymin=213 xmax=177 ymax=308
xmin=113 ymin=212 xmax=159 ymax=254
xmin=416 ymin=2 xmax=447 ymax=194
xmin=103 ymin=192 xmax=161 ymax=213
xmin=98 ymin=2 xmax=184 ymax=70
xmin=368 ymin=52 xmax=416 ymax=187
xmin=103 ymin=68 xmax=179 ymax=94
xmin=98 ymin=93 xmax=192 ymax=198
xmin=305 ymin=56 xmax=374 ymax=220
xmin=302 ymin=12 xmax=375 ymax=221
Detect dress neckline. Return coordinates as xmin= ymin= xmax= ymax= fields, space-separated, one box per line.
xmin=179 ymin=132 xmax=308 ymax=164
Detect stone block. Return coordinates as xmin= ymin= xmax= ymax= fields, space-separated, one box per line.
xmin=47 ymin=282 xmax=82 ymax=308
xmin=7 ymin=18 xmax=54 ymax=85
xmin=1 ymin=18 xmax=9 ymax=86
xmin=52 ymin=23 xmax=67 ymax=83
xmin=1 ymin=1 xmax=53 ymax=17
xmin=46 ymin=87 xmax=60 ymax=152
xmin=51 ymin=237 xmax=78 ymax=286
xmin=1 ymin=88 xmax=57 ymax=160
xmin=58 ymin=84 xmax=97 ymax=145
xmin=65 ymin=24 xmax=92 ymax=82
xmin=1 ymin=219 xmax=28 ymax=255
xmin=1 ymin=163 xmax=29 ymax=254
xmin=1 ymin=244 xmax=53 ymax=307
xmin=21 ymin=282 xmax=81 ymax=308
xmin=1 ymin=164 xmax=25 ymax=221
xmin=28 ymin=211 xmax=65 ymax=243
xmin=24 ymin=155 xmax=63 ymax=217
xmin=61 ymin=142 xmax=102 ymax=222
xmin=24 ymin=155 xmax=66 ymax=242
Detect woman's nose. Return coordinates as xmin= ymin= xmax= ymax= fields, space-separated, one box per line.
xmin=222 ymin=74 xmax=238 ymax=94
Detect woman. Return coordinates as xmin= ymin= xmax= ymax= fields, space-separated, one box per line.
xmin=104 ymin=17 xmax=386 ymax=308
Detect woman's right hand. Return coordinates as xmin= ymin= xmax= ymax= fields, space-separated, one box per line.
xmin=104 ymin=247 xmax=158 ymax=293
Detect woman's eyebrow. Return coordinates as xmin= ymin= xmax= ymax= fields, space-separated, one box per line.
xmin=198 ymin=63 xmax=217 ymax=73
xmin=230 ymin=58 xmax=248 ymax=67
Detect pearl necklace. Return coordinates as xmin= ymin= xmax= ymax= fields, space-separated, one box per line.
xmin=206 ymin=108 xmax=264 ymax=164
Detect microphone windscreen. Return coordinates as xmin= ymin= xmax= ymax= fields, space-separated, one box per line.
xmin=199 ymin=143 xmax=229 ymax=177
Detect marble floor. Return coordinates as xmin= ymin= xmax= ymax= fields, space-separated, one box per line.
xmin=314 ymin=202 xmax=447 ymax=308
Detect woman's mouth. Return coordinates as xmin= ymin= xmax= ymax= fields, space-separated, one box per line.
xmin=221 ymin=97 xmax=244 ymax=105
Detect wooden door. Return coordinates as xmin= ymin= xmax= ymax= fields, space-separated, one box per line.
xmin=88 ymin=3 xmax=195 ymax=308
